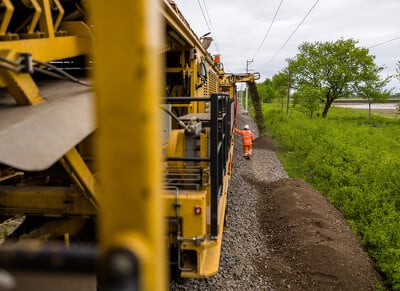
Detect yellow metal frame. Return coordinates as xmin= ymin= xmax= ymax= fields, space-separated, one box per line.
xmin=0 ymin=35 xmax=88 ymax=63
xmin=0 ymin=0 xmax=14 ymax=37
xmin=50 ymin=0 xmax=65 ymax=32
xmin=91 ymin=0 xmax=166 ymax=290
xmin=0 ymin=186 xmax=95 ymax=216
xmin=59 ymin=147 xmax=100 ymax=208
xmin=163 ymin=190 xmax=207 ymax=238
xmin=0 ymin=0 xmax=254 ymax=285
xmin=0 ymin=0 xmax=91 ymax=97
xmin=26 ymin=0 xmax=42 ymax=35
xmin=0 ymin=49 xmax=44 ymax=105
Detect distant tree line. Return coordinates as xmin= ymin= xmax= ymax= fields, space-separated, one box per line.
xmin=257 ymin=38 xmax=396 ymax=118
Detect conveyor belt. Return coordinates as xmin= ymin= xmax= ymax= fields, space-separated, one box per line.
xmin=0 ymin=79 xmax=95 ymax=171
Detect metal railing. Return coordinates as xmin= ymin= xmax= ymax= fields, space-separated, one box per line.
xmin=164 ymin=93 xmax=233 ymax=239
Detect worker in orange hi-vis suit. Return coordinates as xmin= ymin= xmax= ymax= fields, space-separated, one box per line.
xmin=234 ymin=124 xmax=255 ymax=159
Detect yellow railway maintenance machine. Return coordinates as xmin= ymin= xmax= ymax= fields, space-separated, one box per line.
xmin=0 ymin=0 xmax=259 ymax=290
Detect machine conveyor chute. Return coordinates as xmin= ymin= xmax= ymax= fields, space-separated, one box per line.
xmin=0 ymin=79 xmax=95 ymax=171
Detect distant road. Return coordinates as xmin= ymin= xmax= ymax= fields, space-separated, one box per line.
xmin=334 ymin=99 xmax=399 ymax=104
xmin=333 ymin=100 xmax=399 ymax=110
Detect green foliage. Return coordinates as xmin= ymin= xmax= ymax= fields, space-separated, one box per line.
xmin=269 ymin=70 xmax=290 ymax=112
xmin=264 ymin=104 xmax=400 ymax=289
xmin=272 ymin=70 xmax=290 ymax=98
xmin=257 ymin=78 xmax=276 ymax=103
xmin=287 ymin=38 xmax=390 ymax=118
xmin=257 ymin=73 xmax=291 ymax=105
xmin=292 ymin=84 xmax=324 ymax=118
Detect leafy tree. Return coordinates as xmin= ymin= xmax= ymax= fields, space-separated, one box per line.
xmin=397 ymin=60 xmax=400 ymax=82
xmin=272 ymin=70 xmax=291 ymax=112
xmin=288 ymin=39 xmax=390 ymax=117
xmin=356 ymin=73 xmax=391 ymax=122
xmin=292 ymin=85 xmax=324 ymax=118
xmin=263 ymin=86 xmax=276 ymax=103
xmin=257 ymin=78 xmax=276 ymax=103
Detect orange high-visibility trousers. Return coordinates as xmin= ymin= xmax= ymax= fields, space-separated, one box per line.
xmin=243 ymin=145 xmax=252 ymax=157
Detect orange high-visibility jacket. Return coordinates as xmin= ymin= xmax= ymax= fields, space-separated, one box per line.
xmin=235 ymin=128 xmax=254 ymax=146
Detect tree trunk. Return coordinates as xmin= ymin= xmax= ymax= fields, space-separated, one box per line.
xmin=368 ymin=98 xmax=371 ymax=123
xmin=322 ymin=98 xmax=334 ymax=118
xmin=247 ymin=81 xmax=265 ymax=134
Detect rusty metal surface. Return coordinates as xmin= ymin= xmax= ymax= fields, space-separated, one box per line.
xmin=0 ymin=79 xmax=95 ymax=171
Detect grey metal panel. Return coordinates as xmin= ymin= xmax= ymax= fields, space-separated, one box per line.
xmin=0 ymin=79 xmax=95 ymax=171
xmin=179 ymin=113 xmax=210 ymax=121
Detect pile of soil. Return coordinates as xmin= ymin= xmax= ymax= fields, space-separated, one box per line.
xmin=253 ymin=135 xmax=283 ymax=152
xmin=251 ymin=136 xmax=383 ymax=290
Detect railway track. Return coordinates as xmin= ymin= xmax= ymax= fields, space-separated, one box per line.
xmin=171 ymin=105 xmax=383 ymax=290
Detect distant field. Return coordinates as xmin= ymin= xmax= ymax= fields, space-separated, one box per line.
xmin=334 ymin=98 xmax=400 ymax=103
xmin=333 ymin=100 xmax=400 ymax=118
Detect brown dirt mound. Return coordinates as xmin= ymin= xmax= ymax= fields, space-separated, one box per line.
xmin=253 ymin=178 xmax=383 ymax=290
xmin=253 ymin=136 xmax=283 ymax=152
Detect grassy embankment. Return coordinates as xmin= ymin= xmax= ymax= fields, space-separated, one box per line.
xmin=263 ymin=104 xmax=400 ymax=290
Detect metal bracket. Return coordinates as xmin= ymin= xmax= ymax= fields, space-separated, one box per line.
xmin=0 ymin=50 xmax=43 ymax=105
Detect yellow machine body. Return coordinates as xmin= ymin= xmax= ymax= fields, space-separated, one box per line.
xmin=0 ymin=0 xmax=260 ymax=287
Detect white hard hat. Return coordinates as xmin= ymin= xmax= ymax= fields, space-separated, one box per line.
xmin=244 ymin=124 xmax=249 ymax=130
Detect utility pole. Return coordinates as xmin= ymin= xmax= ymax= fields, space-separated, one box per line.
xmin=246 ymin=59 xmax=253 ymax=74
xmin=245 ymin=59 xmax=253 ymax=114
xmin=286 ymin=69 xmax=291 ymax=115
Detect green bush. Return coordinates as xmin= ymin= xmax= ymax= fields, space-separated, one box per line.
xmin=264 ymin=105 xmax=400 ymax=289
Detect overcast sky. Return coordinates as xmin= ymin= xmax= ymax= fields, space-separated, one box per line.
xmin=173 ymin=0 xmax=400 ymax=92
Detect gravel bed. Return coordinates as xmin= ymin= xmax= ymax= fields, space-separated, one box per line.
xmin=170 ymin=105 xmax=288 ymax=290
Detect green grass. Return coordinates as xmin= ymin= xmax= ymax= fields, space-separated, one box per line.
xmin=263 ymin=104 xmax=400 ymax=290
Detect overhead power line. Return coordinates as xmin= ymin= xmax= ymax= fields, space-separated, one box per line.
xmin=266 ymin=0 xmax=320 ymax=66
xmin=368 ymin=35 xmax=400 ymax=49
xmin=202 ymin=0 xmax=222 ymax=53
xmin=252 ymin=0 xmax=284 ymax=60
xmin=197 ymin=0 xmax=222 ymax=54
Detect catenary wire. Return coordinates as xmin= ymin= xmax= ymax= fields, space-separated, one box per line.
xmin=368 ymin=35 xmax=400 ymax=49
xmin=266 ymin=0 xmax=320 ymax=66
xmin=197 ymin=0 xmax=221 ymax=54
xmin=202 ymin=0 xmax=222 ymax=54
xmin=252 ymin=0 xmax=284 ymax=60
